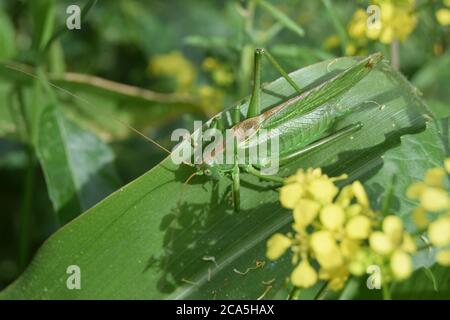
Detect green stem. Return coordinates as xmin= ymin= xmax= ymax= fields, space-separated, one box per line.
xmin=287 ymin=286 xmax=301 ymax=300
xmin=313 ymin=282 xmax=329 ymax=300
xmin=390 ymin=40 xmax=400 ymax=70
xmin=238 ymin=0 xmax=256 ymax=98
xmin=381 ymin=175 xmax=396 ymax=215
xmin=320 ymin=0 xmax=348 ymax=55
xmin=382 ymin=283 xmax=392 ymax=300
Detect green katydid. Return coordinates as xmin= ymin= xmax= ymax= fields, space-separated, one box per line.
xmin=4 ymin=50 xmax=383 ymax=213
xmin=186 ymin=49 xmax=383 ymax=212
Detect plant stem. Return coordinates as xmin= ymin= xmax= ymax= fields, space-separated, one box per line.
xmin=321 ymin=0 xmax=349 ymax=55
xmin=382 ymin=283 xmax=392 ymax=300
xmin=287 ymin=286 xmax=301 ymax=300
xmin=238 ymin=0 xmax=256 ymax=98
xmin=390 ymin=40 xmax=400 ymax=70
xmin=314 ymin=282 xmax=329 ymax=300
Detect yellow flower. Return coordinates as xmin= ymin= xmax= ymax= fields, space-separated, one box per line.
xmin=266 ymin=233 xmax=291 ymax=260
xmin=347 ymin=0 xmax=417 ymax=45
xmin=352 ymin=181 xmax=370 ymax=207
xmin=425 ymin=168 xmax=446 ymax=187
xmin=267 ymin=166 xmax=447 ymax=292
xmin=197 ymin=85 xmax=224 ymax=112
xmin=323 ymin=35 xmax=341 ymax=49
xmin=428 ymin=216 xmax=450 ymax=247
xmin=407 ymin=163 xmax=450 ymax=213
xmin=401 ymin=233 xmax=417 ymax=253
xmin=316 ymin=248 xmax=344 ymax=270
xmin=280 ymin=183 xmax=303 ymax=209
xmin=307 ymin=177 xmax=339 ymax=204
xmin=348 ymin=9 xmax=367 ymax=39
xmin=346 ymin=215 xmax=372 ymax=240
xmin=345 ymin=43 xmax=357 ymax=56
xmin=383 ymin=215 xmax=404 ymax=245
xmin=370 ymin=231 xmax=394 ymax=255
xmin=390 ymin=250 xmax=413 ymax=280
xmin=421 ymin=187 xmax=449 ymax=212
xmin=311 ymin=231 xmax=336 ymax=254
xmin=320 ymin=204 xmax=345 ymax=230
xmin=291 ymin=260 xmax=317 ymax=288
xmin=293 ymin=199 xmax=321 ymax=229
xmin=412 ymin=207 xmax=428 ymax=229
xmin=436 ymin=249 xmax=450 ymax=266
xmin=319 ymin=266 xmax=349 ymax=290
xmin=436 ymin=8 xmax=450 ymax=26
xmin=202 ymin=57 xmax=220 ymax=71
xmin=445 ymin=158 xmax=450 ymax=173
xmin=311 ymin=231 xmax=343 ymax=269
xmin=407 ymin=182 xmax=426 ymax=199
xmin=340 ymin=238 xmax=361 ymax=258
xmin=149 ymin=51 xmax=196 ymax=91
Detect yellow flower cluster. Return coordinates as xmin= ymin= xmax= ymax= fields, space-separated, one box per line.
xmin=346 ymin=0 xmax=417 ymax=54
xmin=267 ymin=168 xmax=378 ymax=290
xmin=202 ymin=57 xmax=234 ymax=87
xmin=148 ymin=51 xmax=197 ymax=92
xmin=148 ymin=53 xmax=226 ymax=113
xmin=266 ymin=160 xmax=450 ymax=291
xmin=436 ymin=0 xmax=450 ymax=26
xmin=408 ymin=158 xmax=450 ymax=267
xmin=196 ymin=85 xmax=225 ymax=114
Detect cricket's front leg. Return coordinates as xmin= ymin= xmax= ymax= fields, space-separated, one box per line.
xmin=231 ymin=165 xmax=241 ymax=212
xmin=247 ymin=48 xmax=302 ymax=120
xmin=247 ymin=49 xmax=263 ymax=119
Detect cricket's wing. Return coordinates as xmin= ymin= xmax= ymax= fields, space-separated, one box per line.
xmin=260 ymin=52 xmax=383 ymax=131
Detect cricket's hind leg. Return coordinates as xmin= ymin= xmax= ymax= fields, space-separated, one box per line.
xmin=240 ymin=123 xmax=362 ymax=189
xmin=246 ymin=48 xmax=302 ymax=119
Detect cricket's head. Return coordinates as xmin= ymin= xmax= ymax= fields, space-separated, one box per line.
xmin=365 ymin=52 xmax=383 ymax=69
xmin=196 ymin=163 xmax=224 ymax=180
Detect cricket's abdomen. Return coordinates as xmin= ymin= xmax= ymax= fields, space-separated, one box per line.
xmin=258 ymin=102 xmax=347 ymax=159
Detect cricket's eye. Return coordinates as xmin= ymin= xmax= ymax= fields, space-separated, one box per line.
xmin=204 ymin=169 xmax=212 ymax=176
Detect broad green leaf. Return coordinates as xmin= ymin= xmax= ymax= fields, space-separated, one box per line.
xmin=36 ymin=104 xmax=120 ymax=224
xmin=0 ymin=56 xmax=431 ymax=299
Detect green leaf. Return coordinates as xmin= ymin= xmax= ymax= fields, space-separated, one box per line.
xmin=391 ymin=265 xmax=450 ymax=299
xmin=30 ymin=0 xmax=56 ymax=51
xmin=36 ymin=104 xmax=121 ymax=224
xmin=256 ymin=0 xmax=304 ymax=37
xmin=0 ymin=9 xmax=16 ymax=60
xmin=0 ymin=62 xmax=202 ymax=138
xmin=365 ymin=118 xmax=449 ymax=225
xmin=0 ymin=56 xmax=430 ymax=299
xmin=337 ymin=118 xmax=449 ymax=300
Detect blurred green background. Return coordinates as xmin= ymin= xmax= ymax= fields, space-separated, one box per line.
xmin=0 ymin=0 xmax=449 ymax=291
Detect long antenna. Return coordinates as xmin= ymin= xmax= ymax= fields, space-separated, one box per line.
xmin=5 ymin=63 xmax=174 ymax=156
xmin=177 ymin=171 xmax=199 ymax=211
